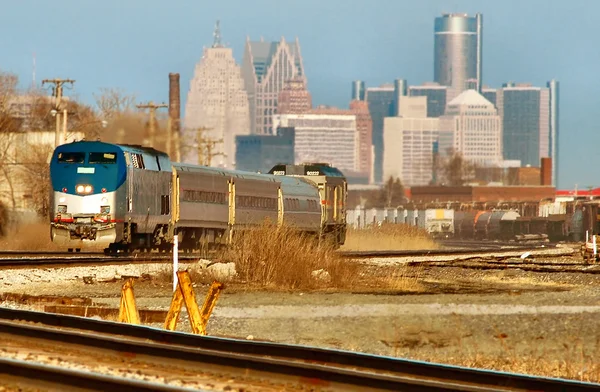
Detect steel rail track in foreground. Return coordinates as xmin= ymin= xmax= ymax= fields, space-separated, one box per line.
xmin=0 ymin=357 xmax=190 ymax=392
xmin=0 ymin=307 xmax=596 ymax=392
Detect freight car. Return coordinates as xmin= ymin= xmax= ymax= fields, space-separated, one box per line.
xmin=49 ymin=141 xmax=347 ymax=252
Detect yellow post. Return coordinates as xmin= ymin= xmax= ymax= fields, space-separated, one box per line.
xmin=118 ymin=278 xmax=140 ymax=325
xmin=200 ymin=281 xmax=225 ymax=327
xmin=177 ymin=270 xmax=205 ymax=334
xmin=163 ymin=271 xmax=224 ymax=335
xmin=164 ymin=286 xmax=184 ymax=331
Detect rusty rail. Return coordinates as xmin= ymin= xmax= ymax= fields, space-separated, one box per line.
xmin=0 ymin=307 xmax=596 ymax=391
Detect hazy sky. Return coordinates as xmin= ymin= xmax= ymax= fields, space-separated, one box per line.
xmin=2 ymin=0 xmax=597 ymax=189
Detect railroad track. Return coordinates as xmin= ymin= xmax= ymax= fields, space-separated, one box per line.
xmin=0 ymin=246 xmax=570 ymax=269
xmin=0 ymin=307 xmax=596 ymax=391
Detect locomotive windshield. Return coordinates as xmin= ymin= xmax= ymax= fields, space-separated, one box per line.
xmin=89 ymin=152 xmax=117 ymax=164
xmin=57 ymin=152 xmax=85 ymax=164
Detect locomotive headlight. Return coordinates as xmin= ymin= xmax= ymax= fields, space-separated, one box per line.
xmin=76 ymin=184 xmax=93 ymax=194
xmin=59 ymin=197 xmax=66 ymax=203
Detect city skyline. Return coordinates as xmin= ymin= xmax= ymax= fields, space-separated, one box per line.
xmin=1 ymin=0 xmax=596 ymax=189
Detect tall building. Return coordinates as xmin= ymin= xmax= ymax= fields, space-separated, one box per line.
xmin=273 ymin=111 xmax=357 ymax=173
xmin=383 ymin=96 xmax=439 ymax=186
xmin=235 ymin=127 xmax=295 ymax=173
xmin=242 ymin=37 xmax=305 ymax=134
xmin=495 ymin=83 xmax=550 ymax=168
xmin=349 ymin=100 xmax=372 ymax=176
xmin=408 ymin=83 xmax=448 ymax=117
xmin=434 ymin=13 xmax=483 ymax=97
xmin=438 ymin=90 xmax=502 ymax=167
xmin=351 ymin=80 xmax=366 ymax=101
xmin=277 ymin=77 xmax=312 ymax=114
xmin=548 ymin=80 xmax=559 ymax=187
xmin=481 ymin=86 xmax=497 ymax=108
xmin=183 ymin=21 xmax=250 ymax=168
xmin=365 ymin=84 xmax=395 ymax=184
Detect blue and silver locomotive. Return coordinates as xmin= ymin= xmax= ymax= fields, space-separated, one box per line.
xmin=49 ymin=141 xmax=347 ymax=252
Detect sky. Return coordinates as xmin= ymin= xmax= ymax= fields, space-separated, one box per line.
xmin=1 ymin=0 xmax=597 ymax=189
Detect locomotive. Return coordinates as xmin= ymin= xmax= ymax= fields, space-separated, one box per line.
xmin=49 ymin=141 xmax=347 ymax=252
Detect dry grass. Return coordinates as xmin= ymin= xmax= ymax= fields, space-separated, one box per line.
xmin=220 ymin=222 xmax=360 ymax=290
xmin=341 ymin=223 xmax=439 ymax=252
xmin=382 ymin=264 xmax=427 ymax=293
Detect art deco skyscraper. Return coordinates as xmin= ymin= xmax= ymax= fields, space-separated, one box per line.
xmin=183 ymin=21 xmax=250 ymax=168
xmin=242 ymin=37 xmax=306 ymax=134
xmin=434 ymin=13 xmax=483 ymax=97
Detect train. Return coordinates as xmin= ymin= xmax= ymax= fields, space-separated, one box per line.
xmin=347 ymin=198 xmax=590 ymax=243
xmin=49 ymin=141 xmax=347 ymax=252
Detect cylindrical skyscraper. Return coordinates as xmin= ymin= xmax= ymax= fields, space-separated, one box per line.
xmin=434 ymin=13 xmax=482 ymax=95
xmin=351 ymin=80 xmax=366 ymax=101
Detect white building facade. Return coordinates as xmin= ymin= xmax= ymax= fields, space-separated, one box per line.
xmin=183 ymin=23 xmax=250 ymax=168
xmin=272 ymin=113 xmax=357 ymax=173
xmin=438 ymin=89 xmax=502 ymax=167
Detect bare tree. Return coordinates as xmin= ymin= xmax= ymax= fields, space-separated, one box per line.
xmin=94 ymin=88 xmax=137 ymax=120
xmin=375 ymin=176 xmax=406 ymax=208
xmin=440 ymin=149 xmax=476 ymax=186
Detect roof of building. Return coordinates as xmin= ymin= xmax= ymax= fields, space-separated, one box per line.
xmin=448 ymin=89 xmax=494 ymax=107
xmin=246 ymin=38 xmax=301 ymax=76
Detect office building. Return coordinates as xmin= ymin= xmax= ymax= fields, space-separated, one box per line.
xmin=365 ymin=84 xmax=395 ymax=184
xmin=351 ymin=80 xmax=366 ymax=101
xmin=273 ymin=111 xmax=357 ymax=173
xmin=235 ymin=127 xmax=295 ymax=173
xmin=383 ymin=96 xmax=439 ymax=185
xmin=408 ymin=83 xmax=448 ymax=117
xmin=548 ymin=80 xmax=559 ymax=187
xmin=349 ymin=100 xmax=373 ymax=176
xmin=438 ymin=90 xmax=502 ymax=167
xmin=495 ymin=83 xmax=549 ymax=168
xmin=242 ymin=37 xmax=305 ymax=134
xmin=434 ymin=13 xmax=483 ymax=97
xmin=277 ymin=77 xmax=312 ymax=114
xmin=183 ymin=21 xmax=250 ymax=168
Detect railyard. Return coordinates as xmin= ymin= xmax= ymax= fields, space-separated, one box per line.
xmin=1 ymin=237 xmax=600 ymax=390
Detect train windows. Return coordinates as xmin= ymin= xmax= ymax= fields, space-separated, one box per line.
xmin=160 ymin=195 xmax=170 ymax=215
xmin=57 ymin=152 xmax=84 ymax=163
xmin=182 ymin=190 xmax=227 ymax=204
xmin=89 ymin=152 xmax=117 ymax=164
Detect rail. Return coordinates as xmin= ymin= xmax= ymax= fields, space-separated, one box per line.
xmin=0 ymin=307 xmax=596 ymax=391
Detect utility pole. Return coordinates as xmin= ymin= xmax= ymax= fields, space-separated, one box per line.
xmin=42 ymin=78 xmax=75 ymax=147
xmin=136 ymin=101 xmax=167 ymax=148
xmin=195 ymin=127 xmax=225 ymax=166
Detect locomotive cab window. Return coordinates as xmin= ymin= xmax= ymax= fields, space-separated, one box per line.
xmin=89 ymin=152 xmax=117 ymax=164
xmin=57 ymin=152 xmax=85 ymax=163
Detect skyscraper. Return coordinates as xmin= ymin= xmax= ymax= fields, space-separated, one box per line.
xmin=408 ymin=83 xmax=448 ymax=117
xmin=439 ymin=90 xmax=502 ymax=167
xmin=434 ymin=13 xmax=483 ymax=97
xmin=349 ymin=100 xmax=373 ymax=176
xmin=241 ymin=37 xmax=306 ymax=134
xmin=351 ymin=80 xmax=366 ymax=101
xmin=548 ymin=80 xmax=559 ymax=187
xmin=183 ymin=21 xmax=250 ymax=168
xmin=495 ymin=83 xmax=550 ymax=168
xmin=277 ymin=77 xmax=312 ymax=114
xmin=365 ymin=84 xmax=395 ymax=184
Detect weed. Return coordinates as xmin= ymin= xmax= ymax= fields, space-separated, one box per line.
xmin=221 ymin=222 xmax=359 ymax=290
